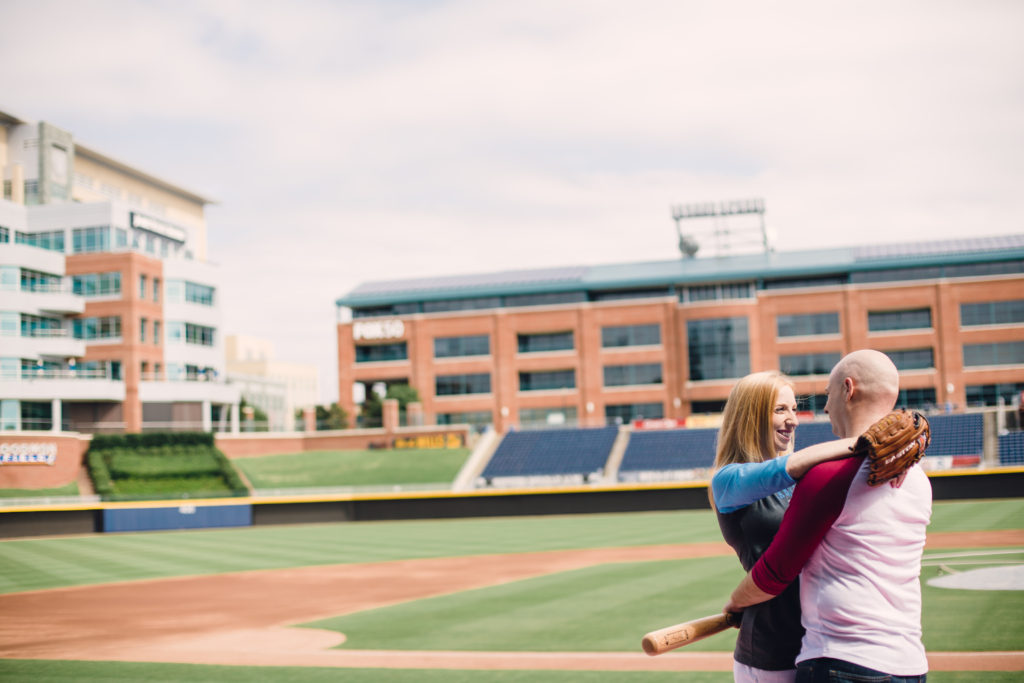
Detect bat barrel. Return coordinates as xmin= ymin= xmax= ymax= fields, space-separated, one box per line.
xmin=641 ymin=612 xmax=738 ymax=656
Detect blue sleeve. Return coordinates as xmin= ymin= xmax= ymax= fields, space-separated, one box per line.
xmin=711 ymin=456 xmax=796 ymax=513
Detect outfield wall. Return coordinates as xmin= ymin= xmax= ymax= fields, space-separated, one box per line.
xmin=2 ymin=468 xmax=1022 ymax=538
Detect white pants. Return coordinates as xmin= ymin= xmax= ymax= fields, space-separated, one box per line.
xmin=733 ymin=660 xmax=797 ymax=683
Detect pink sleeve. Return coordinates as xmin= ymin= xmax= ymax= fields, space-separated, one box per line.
xmin=750 ymin=457 xmax=862 ymax=595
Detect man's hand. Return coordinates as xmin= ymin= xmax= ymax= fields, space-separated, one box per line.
xmin=724 ymin=573 xmax=775 ymax=614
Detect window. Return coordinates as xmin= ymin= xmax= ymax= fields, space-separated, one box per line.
xmin=435 ymin=373 xmax=492 ymax=396
xmin=517 ymin=331 xmax=574 ymax=353
xmin=165 ymin=321 xmax=184 ymax=343
xmin=153 ymin=278 xmax=160 ymax=303
xmin=776 ymin=312 xmax=840 ymax=338
xmin=601 ymin=324 xmax=660 ymax=348
xmin=71 ymin=226 xmax=110 ymax=253
xmin=519 ymin=369 xmax=575 ymax=391
xmin=423 ymin=297 xmax=501 ymax=314
xmin=15 ymin=229 xmax=64 ymax=252
xmin=140 ymin=317 xmax=147 ymax=342
xmin=436 ymin=411 xmax=492 ymax=428
xmin=885 ymin=348 xmax=934 ymax=371
xmin=605 ymin=402 xmax=664 ymax=423
xmin=20 ymin=314 xmax=62 ymax=337
xmin=963 ymin=341 xmax=1024 ymax=367
xmin=355 ymin=342 xmax=408 ymax=362
xmin=72 ymin=272 xmax=121 ymax=297
xmin=19 ymin=268 xmax=61 ymax=292
xmin=434 ymin=335 xmax=489 ymax=358
xmin=603 ymin=363 xmax=663 ymax=387
xmin=687 ymin=317 xmax=750 ymax=381
xmin=139 ymin=274 xmax=147 ymax=299
xmin=519 ymin=406 xmax=577 ymax=426
xmin=682 ymin=282 xmax=754 ymax=302
xmin=153 ymin=320 xmax=161 ymax=345
xmin=961 ymin=300 xmax=1024 ymax=327
xmin=691 ymin=400 xmax=727 ymax=414
xmin=868 ymin=308 xmax=932 ymax=332
xmin=797 ymin=394 xmax=829 ymax=412
xmin=896 ymin=388 xmax=937 ymax=410
xmin=72 ymin=316 xmax=121 ymax=340
xmin=762 ymin=275 xmax=847 ymax=290
xmin=185 ymin=281 xmax=215 ymax=306
xmin=0 ymin=226 xmax=8 ymax=243
xmin=591 ymin=288 xmax=670 ymax=302
xmin=780 ymin=352 xmax=841 ymax=376
xmin=504 ymin=291 xmax=586 ymax=308
xmin=966 ymin=382 xmax=1024 ymax=407
xmin=184 ymin=323 xmax=215 ymax=346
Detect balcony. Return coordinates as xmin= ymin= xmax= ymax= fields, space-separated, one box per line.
xmin=4 ymin=282 xmax=85 ymax=315
xmin=0 ymin=367 xmax=125 ymax=401
xmin=4 ymin=329 xmax=86 ymax=358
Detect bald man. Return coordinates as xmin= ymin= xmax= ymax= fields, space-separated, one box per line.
xmin=725 ymin=350 xmax=932 ymax=682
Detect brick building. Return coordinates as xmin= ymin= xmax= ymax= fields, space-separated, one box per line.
xmin=335 ymin=235 xmax=1024 ymax=433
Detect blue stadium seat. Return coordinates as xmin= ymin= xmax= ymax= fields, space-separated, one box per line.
xmin=998 ymin=431 xmax=1024 ymax=466
xmin=926 ymin=413 xmax=983 ymax=457
xmin=482 ymin=426 xmax=619 ymax=479
xmin=618 ymin=428 xmax=717 ymax=476
xmin=793 ymin=422 xmax=837 ymax=450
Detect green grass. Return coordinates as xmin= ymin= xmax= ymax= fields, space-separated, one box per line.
xmin=0 ymin=500 xmax=1020 ymax=681
xmin=0 ymin=660 xmax=1016 ymax=683
xmin=233 ymin=447 xmax=471 ymax=488
xmin=0 ymin=482 xmax=79 ymax=498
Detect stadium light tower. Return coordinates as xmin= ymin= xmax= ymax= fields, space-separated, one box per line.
xmin=671 ymin=197 xmax=770 ymax=259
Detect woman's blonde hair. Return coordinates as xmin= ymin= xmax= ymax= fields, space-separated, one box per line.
xmin=713 ymin=370 xmax=795 ymax=472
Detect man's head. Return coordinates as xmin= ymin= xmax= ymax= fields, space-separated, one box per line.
xmin=824 ymin=349 xmax=900 ymax=437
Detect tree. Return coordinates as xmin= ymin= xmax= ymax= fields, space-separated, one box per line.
xmin=359 ymin=383 xmax=420 ymax=427
xmin=316 ymin=403 xmax=349 ymax=431
xmin=239 ymin=398 xmax=269 ymax=432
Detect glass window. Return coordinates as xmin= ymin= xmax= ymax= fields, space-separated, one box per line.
xmin=20 ymin=314 xmax=62 ymax=337
xmin=605 ymin=402 xmax=664 ymax=423
xmin=0 ymin=266 xmax=16 ymax=291
xmin=961 ymin=300 xmax=1024 ymax=327
xmin=687 ymin=317 xmax=750 ymax=381
xmin=165 ymin=321 xmax=184 ymax=343
xmin=776 ymin=312 xmax=840 ymax=338
xmin=603 ymin=363 xmax=663 ymax=387
xmin=355 ymin=342 xmax=408 ymax=362
xmin=435 ymin=373 xmax=491 ymax=396
xmin=504 ymin=291 xmax=586 ymax=308
xmin=797 ymin=394 xmax=829 ymax=412
xmin=965 ymin=382 xmax=1024 ymax=407
xmin=517 ymin=331 xmax=574 ymax=353
xmin=72 ymin=316 xmax=121 ymax=340
xmin=72 ymin=272 xmax=121 ymax=297
xmin=691 ymin=400 xmax=727 ymax=414
xmin=184 ymin=281 xmax=215 ymax=306
xmin=590 ymin=288 xmax=670 ymax=302
xmin=780 ymin=352 xmax=841 ymax=376
xmin=140 ymin=317 xmax=147 ymax=342
xmin=0 ymin=312 xmax=19 ymax=337
xmin=423 ymin=297 xmax=500 ymax=314
xmin=868 ymin=308 xmax=932 ymax=332
xmin=434 ymin=335 xmax=490 ymax=358
xmin=153 ymin=320 xmax=161 ymax=345
xmin=519 ymin=369 xmax=576 ymax=391
xmin=139 ymin=274 xmax=147 ymax=299
xmin=601 ymin=324 xmax=660 ymax=348
xmin=18 ymin=268 xmax=61 ymax=292
xmin=896 ymin=388 xmax=937 ymax=410
xmin=885 ymin=348 xmax=934 ymax=371
xmin=0 ymin=226 xmax=8 ymax=243
xmin=15 ymin=229 xmax=65 ymax=252
xmin=184 ymin=323 xmax=215 ymax=346
xmin=519 ymin=406 xmax=578 ymax=426
xmin=71 ymin=226 xmax=110 ymax=253
xmin=436 ymin=411 xmax=492 ymax=428
xmin=165 ymin=279 xmax=184 ymax=303
xmin=683 ymin=282 xmax=755 ymax=302
xmin=963 ymin=341 xmax=1024 ymax=367
xmin=153 ymin=278 xmax=160 ymax=303
xmin=762 ymin=275 xmax=847 ymax=290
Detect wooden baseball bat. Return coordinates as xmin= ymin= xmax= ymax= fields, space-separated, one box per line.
xmin=641 ymin=612 xmax=740 ymax=656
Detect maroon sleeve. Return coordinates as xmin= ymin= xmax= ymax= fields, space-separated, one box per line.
xmin=750 ymin=457 xmax=862 ymax=595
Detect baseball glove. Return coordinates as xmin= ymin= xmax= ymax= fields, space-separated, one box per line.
xmin=853 ymin=409 xmax=931 ymax=486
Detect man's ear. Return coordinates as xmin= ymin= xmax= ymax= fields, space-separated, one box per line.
xmin=844 ymin=377 xmax=855 ymax=400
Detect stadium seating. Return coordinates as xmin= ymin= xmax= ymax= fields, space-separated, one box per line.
xmin=998 ymin=431 xmax=1024 ymax=466
xmin=617 ymin=429 xmax=717 ymax=482
xmin=925 ymin=413 xmax=983 ymax=458
xmin=793 ymin=422 xmax=837 ymax=450
xmin=480 ymin=426 xmax=618 ymax=484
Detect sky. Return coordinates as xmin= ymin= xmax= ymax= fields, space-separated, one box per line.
xmin=3 ymin=0 xmax=1023 ymax=403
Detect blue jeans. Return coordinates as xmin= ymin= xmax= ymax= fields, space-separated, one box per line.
xmin=795 ymin=657 xmax=926 ymax=682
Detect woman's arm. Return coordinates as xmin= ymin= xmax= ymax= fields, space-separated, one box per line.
xmin=783 ymin=437 xmax=856 ymax=479
xmin=712 ymin=458 xmax=794 ymax=513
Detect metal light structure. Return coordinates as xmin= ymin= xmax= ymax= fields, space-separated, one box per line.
xmin=671 ymin=197 xmax=770 ymax=259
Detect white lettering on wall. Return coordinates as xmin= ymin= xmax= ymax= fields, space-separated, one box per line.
xmin=0 ymin=442 xmax=58 ymax=466
xmin=353 ymin=319 xmax=405 ymax=341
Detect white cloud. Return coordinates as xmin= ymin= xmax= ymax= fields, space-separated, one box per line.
xmin=3 ymin=0 xmax=1023 ymax=402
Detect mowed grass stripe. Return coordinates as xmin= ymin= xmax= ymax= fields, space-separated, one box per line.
xmin=2 ymin=501 xmax=1022 ymax=595
xmin=303 ymin=557 xmax=745 ymax=653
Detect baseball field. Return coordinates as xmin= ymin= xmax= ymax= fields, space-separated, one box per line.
xmin=1 ymin=498 xmax=1022 ymax=682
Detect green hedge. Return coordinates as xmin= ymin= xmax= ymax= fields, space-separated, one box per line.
xmin=85 ymin=432 xmax=246 ymax=500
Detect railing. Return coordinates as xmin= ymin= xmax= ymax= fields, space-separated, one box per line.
xmin=20 ymin=328 xmax=70 ymax=338
xmin=8 ymin=368 xmax=113 ymax=381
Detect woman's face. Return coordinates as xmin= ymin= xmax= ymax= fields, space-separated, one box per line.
xmin=773 ymin=384 xmax=799 ymax=453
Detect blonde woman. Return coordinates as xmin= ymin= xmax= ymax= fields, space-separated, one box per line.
xmin=710 ymin=371 xmax=855 ymax=683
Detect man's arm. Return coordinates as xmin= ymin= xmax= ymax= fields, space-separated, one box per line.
xmin=723 ymin=456 xmax=863 ymax=611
